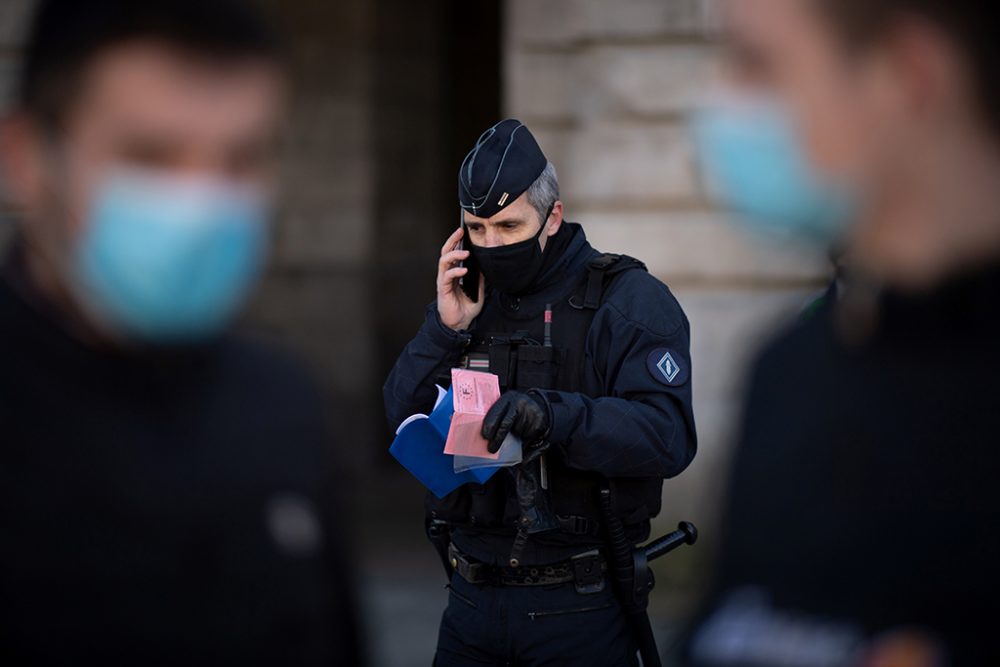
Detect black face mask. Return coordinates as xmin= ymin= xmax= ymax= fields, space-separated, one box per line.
xmin=470 ymin=207 xmax=551 ymax=295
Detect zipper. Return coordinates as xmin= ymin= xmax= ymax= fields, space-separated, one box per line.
xmin=527 ymin=602 xmax=614 ymax=620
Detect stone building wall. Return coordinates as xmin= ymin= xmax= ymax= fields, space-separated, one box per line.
xmin=504 ymin=0 xmax=829 ymax=575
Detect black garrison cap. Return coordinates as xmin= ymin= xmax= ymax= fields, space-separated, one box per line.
xmin=458 ymin=119 xmax=547 ymax=219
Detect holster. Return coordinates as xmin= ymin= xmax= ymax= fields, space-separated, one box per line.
xmin=425 ymin=518 xmax=453 ymax=579
xmin=507 ymin=454 xmax=561 ymax=567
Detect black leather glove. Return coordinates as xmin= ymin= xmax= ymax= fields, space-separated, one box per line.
xmin=481 ymin=391 xmax=550 ymax=454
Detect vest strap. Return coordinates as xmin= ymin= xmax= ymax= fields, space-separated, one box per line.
xmin=583 ymin=266 xmax=606 ymax=309
xmin=575 ymin=253 xmax=647 ymax=311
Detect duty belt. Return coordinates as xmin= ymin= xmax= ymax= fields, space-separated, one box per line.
xmin=448 ymin=543 xmax=607 ymax=594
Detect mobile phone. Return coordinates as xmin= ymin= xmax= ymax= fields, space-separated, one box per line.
xmin=458 ymin=210 xmax=480 ymax=303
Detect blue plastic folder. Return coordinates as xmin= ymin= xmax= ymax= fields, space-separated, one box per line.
xmin=389 ymin=387 xmax=498 ymax=498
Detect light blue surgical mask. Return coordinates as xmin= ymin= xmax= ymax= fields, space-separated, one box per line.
xmin=72 ymin=170 xmax=269 ymax=344
xmin=691 ymin=94 xmax=857 ymax=244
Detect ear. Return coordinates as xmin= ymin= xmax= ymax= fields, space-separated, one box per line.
xmin=545 ymin=200 xmax=564 ymax=237
xmin=0 ymin=113 xmax=47 ymax=214
xmin=886 ymin=16 xmax=969 ymax=130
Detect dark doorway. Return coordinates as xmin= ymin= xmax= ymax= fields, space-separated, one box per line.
xmin=360 ymin=7 xmax=504 ymax=647
xmin=372 ymin=0 xmax=503 ymax=438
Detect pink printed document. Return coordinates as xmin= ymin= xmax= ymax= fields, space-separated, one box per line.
xmin=444 ymin=368 xmax=501 ymax=460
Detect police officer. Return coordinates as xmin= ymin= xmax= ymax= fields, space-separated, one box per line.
xmin=384 ymin=120 xmax=697 ymax=666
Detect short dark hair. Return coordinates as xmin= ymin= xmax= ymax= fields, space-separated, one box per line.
xmin=816 ymin=0 xmax=1000 ymax=137
xmin=18 ymin=0 xmax=283 ymax=130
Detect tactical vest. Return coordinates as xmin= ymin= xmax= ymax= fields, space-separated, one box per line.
xmin=426 ymin=254 xmax=664 ymax=547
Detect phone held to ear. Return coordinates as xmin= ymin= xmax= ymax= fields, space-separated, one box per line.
xmin=459 ymin=212 xmax=480 ymax=303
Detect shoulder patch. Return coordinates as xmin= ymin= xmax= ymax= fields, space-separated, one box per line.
xmin=646 ymin=348 xmax=688 ymax=387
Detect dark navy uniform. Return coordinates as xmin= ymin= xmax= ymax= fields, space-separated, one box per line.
xmin=384 ymin=120 xmax=697 ymax=666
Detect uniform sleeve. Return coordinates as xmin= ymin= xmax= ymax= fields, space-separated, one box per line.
xmin=382 ymin=303 xmax=470 ymax=432
xmin=533 ymin=277 xmax=697 ymax=479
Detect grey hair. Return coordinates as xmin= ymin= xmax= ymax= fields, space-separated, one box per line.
xmin=525 ymin=162 xmax=560 ymax=224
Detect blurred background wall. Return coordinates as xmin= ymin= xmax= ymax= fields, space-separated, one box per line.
xmin=0 ymin=1 xmax=829 ymax=664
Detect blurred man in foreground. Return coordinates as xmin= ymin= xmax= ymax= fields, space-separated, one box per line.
xmin=0 ymin=1 xmax=360 ymax=663
xmin=687 ymin=0 xmax=1000 ymax=665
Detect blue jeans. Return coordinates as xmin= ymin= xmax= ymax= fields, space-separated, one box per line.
xmin=434 ymin=571 xmax=640 ymax=667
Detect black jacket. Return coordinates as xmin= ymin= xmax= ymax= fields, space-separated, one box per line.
xmin=383 ymin=224 xmax=697 ymax=562
xmin=0 ymin=253 xmax=362 ymax=666
xmin=688 ymin=264 xmax=1000 ymax=666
